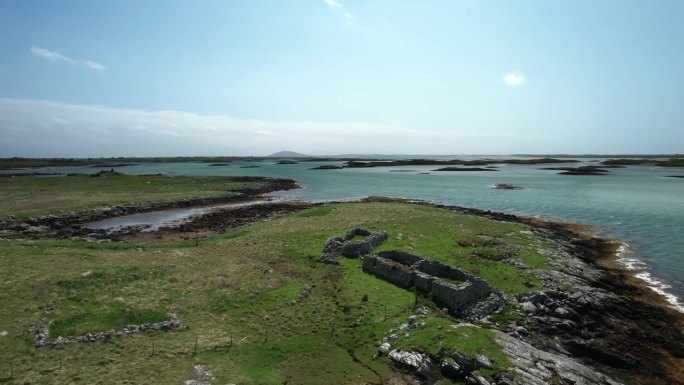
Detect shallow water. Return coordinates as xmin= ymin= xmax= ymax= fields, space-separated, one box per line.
xmin=85 ymin=199 xmax=273 ymax=232
xmin=4 ymin=158 xmax=683 ymax=310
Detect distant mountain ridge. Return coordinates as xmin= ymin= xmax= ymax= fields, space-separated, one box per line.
xmin=268 ymin=151 xmax=310 ymax=158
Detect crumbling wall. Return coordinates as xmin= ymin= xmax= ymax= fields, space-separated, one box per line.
xmin=414 ymin=259 xmax=472 ymax=282
xmin=430 ymin=279 xmax=492 ymax=312
xmin=362 ymin=255 xmax=415 ymax=289
xmin=361 ymin=248 xmax=496 ymax=315
xmin=377 ymin=250 xmax=423 ymax=266
xmin=321 ymin=228 xmax=388 ymax=263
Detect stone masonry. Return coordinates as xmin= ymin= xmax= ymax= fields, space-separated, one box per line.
xmin=362 ymin=249 xmax=496 ymax=316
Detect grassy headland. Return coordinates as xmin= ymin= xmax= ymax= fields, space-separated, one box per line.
xmin=0 ymin=200 xmax=568 ymax=384
xmin=0 ymin=174 xmax=266 ymax=219
xmin=1 ymin=175 xmax=682 ymax=385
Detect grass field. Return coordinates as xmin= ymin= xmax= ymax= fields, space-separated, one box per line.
xmin=0 ymin=199 xmax=570 ymax=384
xmin=0 ymin=174 xmax=259 ymax=219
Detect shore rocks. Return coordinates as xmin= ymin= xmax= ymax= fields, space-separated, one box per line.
xmin=493 ymin=184 xmax=524 ymax=190
xmin=494 ymin=328 xmax=626 ymax=385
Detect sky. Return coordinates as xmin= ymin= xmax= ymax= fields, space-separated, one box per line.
xmin=1 ymin=0 xmax=683 ymax=157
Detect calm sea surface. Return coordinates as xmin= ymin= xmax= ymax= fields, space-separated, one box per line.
xmin=5 ymin=158 xmax=683 ymax=310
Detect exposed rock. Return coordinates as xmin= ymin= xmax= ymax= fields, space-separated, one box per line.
xmin=389 ymin=349 xmax=428 ymax=369
xmin=475 ymin=354 xmax=493 ymax=369
xmin=493 ymin=184 xmax=524 ymax=190
xmin=298 ymin=285 xmax=314 ymax=300
xmin=309 ymin=165 xmax=343 ymax=170
xmin=521 ymin=301 xmax=537 ymax=314
xmin=494 ymin=328 xmax=626 ymax=385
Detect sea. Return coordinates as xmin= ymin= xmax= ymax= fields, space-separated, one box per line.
xmin=3 ymin=157 xmax=683 ymax=311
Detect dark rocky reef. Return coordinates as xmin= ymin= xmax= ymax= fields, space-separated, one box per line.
xmin=493 ymin=184 xmax=524 ymax=190
xmin=89 ymin=163 xmax=136 ymax=167
xmin=542 ymin=166 xmax=611 ymax=175
xmin=345 ymin=158 xmax=578 ymax=168
xmin=433 ymin=167 xmax=497 ymax=172
xmin=173 ymin=202 xmax=313 ymax=234
xmin=309 ymin=165 xmax=343 ymax=170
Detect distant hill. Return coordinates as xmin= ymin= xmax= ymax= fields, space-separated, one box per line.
xmin=268 ymin=151 xmax=310 ymax=158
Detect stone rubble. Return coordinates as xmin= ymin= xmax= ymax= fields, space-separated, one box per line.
xmin=320 ymin=228 xmax=389 ymax=264
xmin=34 ymin=313 xmax=183 ymax=349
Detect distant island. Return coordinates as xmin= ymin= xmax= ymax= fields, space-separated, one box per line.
xmin=268 ymin=150 xmax=310 ymax=158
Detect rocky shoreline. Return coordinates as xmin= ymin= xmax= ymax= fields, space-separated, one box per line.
xmin=357 ymin=196 xmax=684 ymax=385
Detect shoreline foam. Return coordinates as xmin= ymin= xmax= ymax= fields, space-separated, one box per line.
xmin=615 ymin=242 xmax=684 ymax=313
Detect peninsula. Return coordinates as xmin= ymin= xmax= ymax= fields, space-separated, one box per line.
xmin=0 ymin=173 xmax=681 ymax=385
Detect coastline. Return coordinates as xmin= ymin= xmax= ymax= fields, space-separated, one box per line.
xmin=2 ymin=191 xmax=682 ymax=383
xmin=358 ymin=196 xmax=684 ymax=384
xmin=359 ymin=196 xmax=684 ymax=316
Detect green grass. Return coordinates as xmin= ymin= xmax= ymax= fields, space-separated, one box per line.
xmin=489 ymin=305 xmax=526 ymax=328
xmin=50 ymin=307 xmax=168 ymax=338
xmin=393 ymin=316 xmax=510 ymax=381
xmin=0 ymin=201 xmax=571 ymax=384
xmin=0 ymin=174 xmax=258 ymax=218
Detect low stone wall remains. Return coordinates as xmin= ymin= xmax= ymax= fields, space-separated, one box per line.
xmin=34 ymin=313 xmax=183 ymax=349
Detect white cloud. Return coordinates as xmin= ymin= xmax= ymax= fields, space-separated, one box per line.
xmin=30 ymin=46 xmax=107 ymax=71
xmin=0 ymin=98 xmax=520 ymax=157
xmin=31 ymin=47 xmax=77 ymax=64
xmin=83 ymin=60 xmax=107 ymax=71
xmin=503 ymin=71 xmax=525 ymax=86
xmin=324 ymin=0 xmax=342 ymax=9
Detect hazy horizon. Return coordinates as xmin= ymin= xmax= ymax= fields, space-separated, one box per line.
xmin=1 ymin=1 xmax=683 ymax=156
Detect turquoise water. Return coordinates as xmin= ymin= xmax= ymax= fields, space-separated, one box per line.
xmin=5 ymin=159 xmax=683 ymax=310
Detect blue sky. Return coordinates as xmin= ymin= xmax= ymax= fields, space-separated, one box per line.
xmin=1 ymin=0 xmax=683 ymax=156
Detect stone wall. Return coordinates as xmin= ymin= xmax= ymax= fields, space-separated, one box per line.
xmin=361 ymin=249 xmax=495 ymax=316
xmin=362 ymin=256 xmax=415 ymax=289
xmin=377 ymin=250 xmax=423 ymax=266
xmin=414 ymin=259 xmax=472 ymax=282
xmin=321 ymin=228 xmax=388 ymax=263
xmin=431 ymin=279 xmax=491 ymax=313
